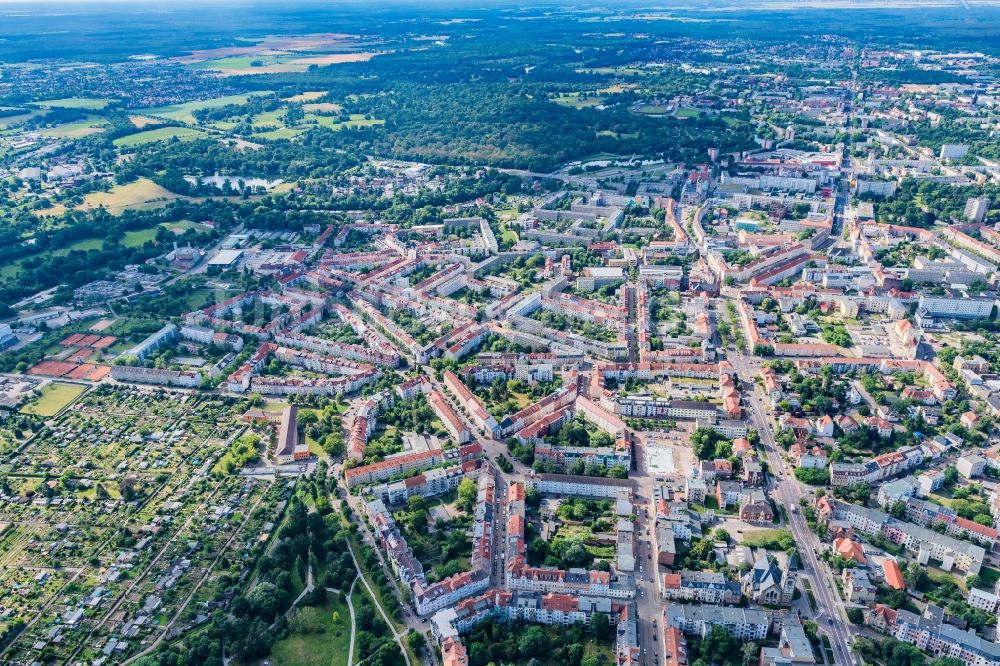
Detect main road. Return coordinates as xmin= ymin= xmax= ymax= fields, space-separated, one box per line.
xmin=728 ymin=347 xmax=859 ymax=665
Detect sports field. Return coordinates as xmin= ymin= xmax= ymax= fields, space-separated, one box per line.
xmin=19 ymin=383 xmax=86 ymax=417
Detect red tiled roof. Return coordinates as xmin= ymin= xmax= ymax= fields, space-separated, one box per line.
xmin=883 ymin=559 xmax=905 ymax=590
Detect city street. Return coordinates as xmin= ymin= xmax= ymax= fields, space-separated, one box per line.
xmin=729 ymin=346 xmax=859 ymax=665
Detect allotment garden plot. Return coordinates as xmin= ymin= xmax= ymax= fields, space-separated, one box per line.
xmin=0 ymin=386 xmax=286 ymax=665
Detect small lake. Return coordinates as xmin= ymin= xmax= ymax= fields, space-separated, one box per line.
xmin=184 ymin=175 xmax=282 ymax=191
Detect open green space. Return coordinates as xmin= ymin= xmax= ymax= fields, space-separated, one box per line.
xmin=19 ymin=383 xmax=86 ymax=417
xmin=552 ymin=94 xmax=606 ymax=109
xmin=266 ymin=594 xmax=352 ymax=666
xmin=113 ymin=126 xmax=207 ymax=147
xmin=141 ymin=92 xmax=273 ymax=124
xmin=122 ymin=219 xmax=208 ymax=247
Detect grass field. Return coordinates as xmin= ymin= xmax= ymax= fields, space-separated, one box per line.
xmin=77 ymin=178 xmax=184 ymax=214
xmin=113 ymin=126 xmax=207 ymax=147
xmin=20 ymin=383 xmax=86 ymax=417
xmin=246 ymin=110 xmax=382 ymax=140
xmin=40 ymin=117 xmax=109 ymax=138
xmin=53 ymin=238 xmax=104 ymax=256
xmin=285 ymin=91 xmax=327 ymax=102
xmin=675 ymin=107 xmax=702 ymax=119
xmin=267 ymin=595 xmax=351 ymax=666
xmin=129 ymin=115 xmax=167 ymax=129
xmin=741 ymin=528 xmax=794 ymax=548
xmin=121 ymin=227 xmax=160 ymax=247
xmin=552 ymin=94 xmax=605 ymax=109
xmin=141 ymin=92 xmax=273 ymax=124
xmin=256 ymin=127 xmax=306 ymax=140
xmin=0 ymin=236 xmax=107 ymax=277
xmin=165 ymin=219 xmax=209 ymax=234
xmin=33 ymin=97 xmax=116 ymax=110
xmin=303 ymin=102 xmax=341 ymax=113
xmin=250 ymin=109 xmax=286 ymax=129
xmin=310 ymin=113 xmax=384 ymax=130
xmin=500 ymin=229 xmax=518 ymax=244
xmin=0 ymin=109 xmax=47 ymax=129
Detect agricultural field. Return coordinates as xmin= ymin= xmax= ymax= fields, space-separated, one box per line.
xmin=39 ymin=117 xmax=109 ymax=138
xmin=190 ymin=52 xmax=376 ymax=75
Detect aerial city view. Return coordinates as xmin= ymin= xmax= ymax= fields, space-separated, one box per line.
xmin=1 ymin=1 xmax=1000 ymax=665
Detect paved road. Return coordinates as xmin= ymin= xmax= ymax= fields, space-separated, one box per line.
xmin=728 ymin=348 xmax=859 ymax=665
xmin=630 ymin=439 xmax=663 ymax=666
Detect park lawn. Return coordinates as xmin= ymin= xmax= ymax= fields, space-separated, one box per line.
xmin=77 ymin=178 xmax=184 ymax=214
xmin=141 ymin=91 xmax=273 ymax=124
xmin=40 ymin=117 xmax=109 ymax=138
xmin=267 ymin=595 xmax=352 ymax=666
xmin=20 ymin=383 xmax=86 ymax=417
xmin=113 ymin=126 xmax=207 ymax=147
xmin=33 ymin=97 xmax=116 ymax=110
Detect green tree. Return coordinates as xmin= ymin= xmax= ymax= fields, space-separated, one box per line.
xmin=457 ymin=477 xmax=477 ymax=512
xmin=407 ymin=630 xmax=426 ymax=653
xmin=518 ymin=625 xmax=548 ymax=658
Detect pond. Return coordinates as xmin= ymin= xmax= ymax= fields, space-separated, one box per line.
xmin=184 ymin=174 xmax=282 ymax=191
